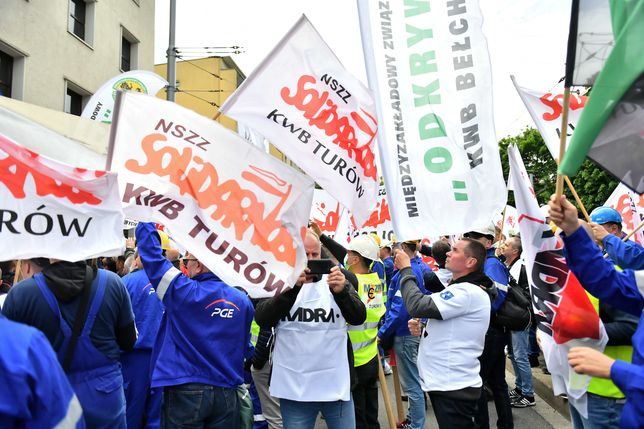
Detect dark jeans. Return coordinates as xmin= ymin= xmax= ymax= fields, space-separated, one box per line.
xmin=353 ymin=356 xmax=380 ymax=429
xmin=475 ymin=326 xmax=513 ymax=429
xmin=429 ymin=393 xmax=478 ymax=429
xmin=162 ymin=383 xmax=239 ymax=429
xmin=528 ymin=323 xmax=539 ymax=359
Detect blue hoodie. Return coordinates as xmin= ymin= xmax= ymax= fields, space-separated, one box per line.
xmin=484 ymin=248 xmax=508 ymax=313
xmin=0 ymin=314 xmax=84 ymax=428
xmin=602 ymin=234 xmax=644 ymax=270
xmin=562 ymin=227 xmax=644 ymax=429
xmin=121 ymin=269 xmax=164 ymax=350
xmin=378 ymin=255 xmax=430 ymax=340
xmin=136 ymin=222 xmax=254 ymax=389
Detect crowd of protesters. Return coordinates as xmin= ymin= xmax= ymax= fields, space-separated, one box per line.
xmin=0 ymin=195 xmax=642 ymax=429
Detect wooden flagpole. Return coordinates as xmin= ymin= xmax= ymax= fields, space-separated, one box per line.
xmin=563 ymin=177 xmax=591 ymax=222
xmin=390 ymin=350 xmax=405 ymax=423
xmin=498 ymin=206 xmax=508 ymax=242
xmin=12 ymin=260 xmax=22 ymax=285
xmin=378 ymin=349 xmax=398 ymax=429
xmin=212 ymin=111 xmax=221 ymax=121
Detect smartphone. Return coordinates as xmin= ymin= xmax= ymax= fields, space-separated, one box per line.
xmin=307 ymin=259 xmax=336 ymax=275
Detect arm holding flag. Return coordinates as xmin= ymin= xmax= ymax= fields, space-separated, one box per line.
xmin=550 ymin=196 xmax=644 ymax=315
xmin=601 ymin=233 xmax=644 ymax=270
xmin=551 ymin=194 xmax=644 ymax=428
xmin=135 ymin=222 xmax=181 ymax=301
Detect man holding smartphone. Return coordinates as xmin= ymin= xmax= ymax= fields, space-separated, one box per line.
xmin=254 ymin=229 xmax=366 ymax=429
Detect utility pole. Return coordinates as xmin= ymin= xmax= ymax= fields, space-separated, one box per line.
xmin=166 ymin=0 xmax=177 ymax=101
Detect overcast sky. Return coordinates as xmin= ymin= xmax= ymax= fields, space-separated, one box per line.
xmin=154 ymin=0 xmax=572 ymax=140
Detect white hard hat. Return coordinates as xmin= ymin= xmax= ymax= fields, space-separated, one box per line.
xmin=466 ymin=222 xmax=496 ymax=239
xmin=347 ymin=234 xmax=380 ymax=261
xmin=380 ymin=239 xmax=393 ymax=249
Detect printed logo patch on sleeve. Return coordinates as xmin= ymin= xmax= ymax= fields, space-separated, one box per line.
xmin=440 ymin=291 xmax=454 ymax=300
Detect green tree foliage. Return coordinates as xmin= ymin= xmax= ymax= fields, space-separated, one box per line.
xmin=498 ymin=127 xmax=618 ymax=213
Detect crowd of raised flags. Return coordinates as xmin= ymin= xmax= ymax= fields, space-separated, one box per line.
xmin=1 ymin=0 xmax=643 ymax=428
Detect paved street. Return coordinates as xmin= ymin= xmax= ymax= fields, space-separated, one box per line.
xmin=315 ymin=369 xmax=569 ymax=428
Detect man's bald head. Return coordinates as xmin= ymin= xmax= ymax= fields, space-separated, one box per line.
xmin=304 ymin=230 xmax=321 ymax=260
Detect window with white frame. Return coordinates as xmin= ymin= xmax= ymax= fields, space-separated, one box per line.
xmin=0 ymin=41 xmax=26 ymax=100
xmin=68 ymin=0 xmax=95 ymax=46
xmin=120 ymin=27 xmax=139 ymax=72
xmin=0 ymin=51 xmax=13 ymax=98
xmin=64 ymin=80 xmax=90 ymax=116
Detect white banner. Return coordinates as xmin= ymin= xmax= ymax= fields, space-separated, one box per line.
xmin=493 ymin=205 xmax=519 ymax=238
xmin=310 ymin=186 xmax=441 ymax=268
xmin=310 ymin=186 xmax=394 ymax=243
xmin=108 ymin=92 xmax=314 ymax=298
xmin=0 ymin=103 xmax=106 ymax=170
xmin=0 ymin=133 xmax=124 ymax=260
xmin=604 ymin=183 xmax=644 ymax=245
xmin=82 ymin=70 xmax=167 ymax=124
xmin=220 ymin=15 xmax=379 ymax=226
xmin=511 ymin=76 xmax=588 ymax=161
xmin=357 ymin=0 xmax=506 ymax=239
xmin=508 ymin=144 xmax=607 ymax=417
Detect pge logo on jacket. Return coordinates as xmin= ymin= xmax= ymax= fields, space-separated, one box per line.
xmin=205 ymin=299 xmax=240 ymax=318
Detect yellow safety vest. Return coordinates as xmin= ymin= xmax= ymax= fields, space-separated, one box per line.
xmin=251 ymin=319 xmax=260 ymax=347
xmin=368 ymin=259 xmax=388 ymax=303
xmin=348 ymin=272 xmax=386 ymax=366
xmin=586 ymin=283 xmax=633 ymax=399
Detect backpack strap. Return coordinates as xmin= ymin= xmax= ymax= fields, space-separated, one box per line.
xmin=61 ymin=266 xmax=95 ymax=372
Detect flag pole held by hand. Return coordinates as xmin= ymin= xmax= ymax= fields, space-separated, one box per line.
xmin=378 ymin=349 xmax=397 ymax=429
xmin=563 ymin=176 xmax=591 ymax=222
xmin=390 ymin=349 xmax=405 ymax=423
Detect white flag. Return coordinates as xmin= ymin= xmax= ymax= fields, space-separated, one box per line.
xmin=511 ymin=76 xmax=588 ymax=161
xmin=237 ymin=122 xmax=268 ymax=152
xmin=220 ymin=15 xmax=379 ymax=226
xmin=493 ymin=205 xmax=519 ymax=238
xmin=0 ymin=102 xmax=107 ymax=170
xmin=0 ymin=132 xmax=124 ymax=260
xmin=508 ymin=144 xmax=607 ymax=417
xmin=357 ymin=0 xmax=506 ymax=239
xmin=604 ymin=183 xmax=644 ymax=245
xmin=82 ymin=70 xmax=167 ymax=124
xmin=109 ymin=92 xmax=314 ymax=298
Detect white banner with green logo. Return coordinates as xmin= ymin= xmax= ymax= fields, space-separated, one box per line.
xmin=357 ymin=0 xmax=506 ymax=239
xmin=82 ymin=70 xmax=167 ymax=124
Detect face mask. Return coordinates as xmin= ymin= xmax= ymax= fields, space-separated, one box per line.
xmin=343 ymin=254 xmax=355 ymax=272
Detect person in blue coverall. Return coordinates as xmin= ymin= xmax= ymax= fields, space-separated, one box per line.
xmin=378 ymin=239 xmax=431 ymax=429
xmin=464 ymin=225 xmax=512 ymax=429
xmin=588 ymin=206 xmax=644 ymax=270
xmin=549 ymin=195 xmax=643 ymax=429
xmin=0 ymin=313 xmax=85 ymax=428
xmin=121 ymin=249 xmax=165 ymax=429
xmin=2 ymin=260 xmax=136 ymax=429
xmin=135 ymin=222 xmax=254 ymax=429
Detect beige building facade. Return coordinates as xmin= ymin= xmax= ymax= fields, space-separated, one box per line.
xmin=155 ymin=56 xmax=302 ymax=171
xmin=0 ymin=0 xmax=155 ymax=114
xmin=154 ymin=56 xmax=243 ymax=132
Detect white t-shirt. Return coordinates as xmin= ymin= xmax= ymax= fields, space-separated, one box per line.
xmin=417 ymin=282 xmax=491 ymax=392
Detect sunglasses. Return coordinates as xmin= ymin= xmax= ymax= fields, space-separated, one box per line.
xmin=181 ymin=258 xmax=197 ymax=264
